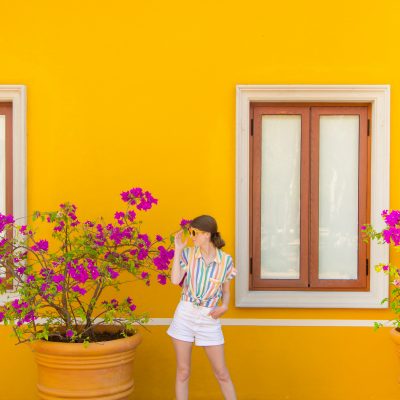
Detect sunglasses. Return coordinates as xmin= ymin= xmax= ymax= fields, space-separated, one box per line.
xmin=188 ymin=227 xmax=206 ymax=237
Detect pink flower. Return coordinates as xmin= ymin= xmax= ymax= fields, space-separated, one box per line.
xmin=110 ymin=299 xmax=119 ymax=308
xmin=157 ymin=274 xmax=167 ymax=285
xmin=16 ymin=267 xmax=26 ymax=275
xmin=141 ymin=272 xmax=149 ymax=279
xmin=138 ymin=249 xmax=148 ymax=260
xmin=180 ymin=219 xmax=192 ymax=228
xmin=384 ymin=210 xmax=400 ymax=227
xmin=107 ymin=267 xmax=119 ymax=279
xmin=127 ymin=210 xmax=136 ymax=221
xmin=66 ymin=329 xmax=74 ymax=338
xmin=52 ymin=274 xmax=65 ymax=284
xmin=31 ymin=240 xmax=49 ymax=252
xmin=71 ymin=285 xmax=86 ymax=295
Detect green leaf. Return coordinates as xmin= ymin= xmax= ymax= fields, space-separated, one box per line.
xmin=373 ymin=322 xmax=382 ymax=331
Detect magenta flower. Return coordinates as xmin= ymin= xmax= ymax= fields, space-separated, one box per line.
xmin=127 ymin=210 xmax=136 ymax=221
xmin=11 ymin=299 xmax=20 ymax=309
xmin=138 ymin=234 xmax=151 ymax=248
xmin=0 ymin=214 xmax=14 ymax=232
xmin=26 ymin=275 xmax=35 ymax=283
xmin=114 ymin=211 xmax=125 ymax=220
xmin=41 ymin=283 xmax=50 ymax=292
xmin=22 ymin=310 xmax=36 ymax=324
xmin=54 ymin=220 xmax=65 ymax=232
xmin=153 ymin=246 xmax=174 ymax=270
xmin=16 ymin=266 xmax=26 ymax=275
xmin=138 ymin=248 xmax=148 ymax=260
xmin=157 ymin=274 xmax=167 ymax=285
xmin=68 ymin=262 xmax=89 ymax=284
xmin=71 ymin=285 xmax=86 ymax=295
xmin=107 ymin=267 xmax=119 ymax=279
xmin=383 ymin=227 xmax=400 ymax=245
xmin=180 ymin=219 xmax=192 ymax=228
xmin=120 ymin=187 xmax=158 ymax=211
xmin=87 ymin=261 xmax=100 ymax=280
xmin=31 ymin=240 xmax=49 ymax=252
xmin=129 ymin=304 xmax=136 ymax=311
xmin=0 ymin=312 xmax=4 ymax=322
xmin=66 ymin=329 xmax=74 ymax=338
xmin=141 ymin=271 xmax=149 ymax=279
xmin=110 ymin=299 xmax=119 ymax=308
xmin=384 ymin=210 xmax=400 ymax=227
xmin=52 ymin=274 xmax=65 ymax=284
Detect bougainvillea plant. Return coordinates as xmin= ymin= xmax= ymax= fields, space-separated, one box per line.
xmin=0 ymin=187 xmax=190 ymax=344
xmin=362 ymin=209 xmax=400 ymax=331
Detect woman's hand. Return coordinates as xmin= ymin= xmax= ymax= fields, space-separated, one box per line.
xmin=208 ymin=304 xmax=228 ymax=319
xmin=174 ymin=229 xmax=188 ymax=252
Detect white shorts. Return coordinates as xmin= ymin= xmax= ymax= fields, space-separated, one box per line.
xmin=166 ymin=300 xmax=224 ymax=346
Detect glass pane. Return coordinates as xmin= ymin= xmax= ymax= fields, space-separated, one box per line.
xmin=261 ymin=115 xmax=301 ymax=279
xmin=0 ymin=115 xmax=5 ymax=215
xmin=319 ymin=115 xmax=359 ymax=279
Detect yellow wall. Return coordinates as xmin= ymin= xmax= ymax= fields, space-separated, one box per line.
xmin=1 ymin=0 xmax=400 ymax=398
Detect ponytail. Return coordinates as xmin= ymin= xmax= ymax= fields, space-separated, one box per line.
xmin=211 ymin=231 xmax=225 ymax=249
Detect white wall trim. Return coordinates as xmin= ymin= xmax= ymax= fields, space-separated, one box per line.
xmin=235 ymin=84 xmax=390 ymax=309
xmin=146 ymin=318 xmax=393 ymax=327
xmin=0 ymin=85 xmax=27 ymax=303
xmin=1 ymin=318 xmax=394 ymax=328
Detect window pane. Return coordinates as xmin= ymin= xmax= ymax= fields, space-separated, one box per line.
xmin=261 ymin=115 xmax=301 ymax=279
xmin=319 ymin=115 xmax=359 ymax=279
xmin=0 ymin=115 xmax=5 ymax=215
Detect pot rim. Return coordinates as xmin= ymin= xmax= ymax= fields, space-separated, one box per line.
xmin=28 ymin=331 xmax=142 ymax=356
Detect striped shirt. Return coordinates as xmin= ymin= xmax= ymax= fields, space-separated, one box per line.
xmin=179 ymin=246 xmax=237 ymax=308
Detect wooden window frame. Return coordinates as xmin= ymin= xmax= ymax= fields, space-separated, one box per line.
xmin=250 ymin=103 xmax=370 ymax=291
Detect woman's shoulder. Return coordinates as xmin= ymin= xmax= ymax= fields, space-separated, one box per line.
xmin=218 ymin=248 xmax=233 ymax=261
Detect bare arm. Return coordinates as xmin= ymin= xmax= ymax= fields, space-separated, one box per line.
xmin=170 ymin=230 xmax=187 ymax=285
xmin=221 ymin=280 xmax=230 ymax=309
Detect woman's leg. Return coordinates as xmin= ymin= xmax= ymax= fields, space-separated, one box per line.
xmin=171 ymin=337 xmax=193 ymax=400
xmin=203 ymin=344 xmax=237 ymax=400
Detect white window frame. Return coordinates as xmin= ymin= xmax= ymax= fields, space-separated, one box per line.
xmin=236 ymin=84 xmax=390 ymax=308
xmin=0 ymin=85 xmax=27 ymax=302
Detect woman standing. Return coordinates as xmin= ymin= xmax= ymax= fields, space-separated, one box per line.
xmin=167 ymin=215 xmax=237 ymax=400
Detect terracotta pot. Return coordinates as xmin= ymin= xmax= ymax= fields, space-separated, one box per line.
xmin=30 ymin=329 xmax=142 ymax=400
